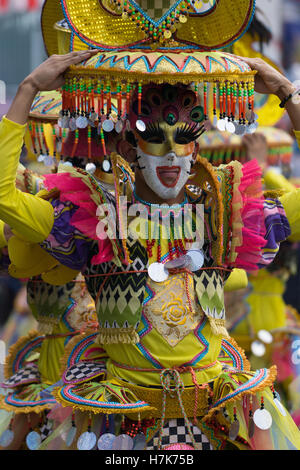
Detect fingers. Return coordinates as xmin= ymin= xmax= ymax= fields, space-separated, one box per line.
xmin=52 ymin=49 xmax=97 ymax=61
xmin=63 ymin=49 xmax=98 ymax=66
xmin=242 ymin=57 xmax=285 ymax=80
xmin=242 ymin=134 xmax=255 ymax=146
xmin=64 ymin=49 xmax=98 ymax=61
xmin=226 ymin=54 xmax=262 ymax=70
xmin=239 ymin=56 xmax=256 ymax=68
xmin=62 ymin=51 xmax=97 ymax=73
xmin=46 ymin=49 xmax=98 ymax=76
xmin=48 ymin=50 xmax=98 ymax=74
xmin=27 ymin=50 xmax=99 ymax=94
xmin=239 ymin=57 xmax=268 ymax=72
xmin=236 ymin=56 xmax=276 ymax=76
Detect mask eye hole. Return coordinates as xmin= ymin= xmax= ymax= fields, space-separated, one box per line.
xmin=175 ymin=122 xmax=204 ymax=145
xmin=146 ymin=136 xmax=164 ymax=144
xmin=175 ymin=136 xmax=190 ymax=145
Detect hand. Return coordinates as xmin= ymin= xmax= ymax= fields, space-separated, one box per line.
xmin=235 ymin=56 xmax=296 ymax=100
xmin=7 ymin=50 xmax=98 ymax=125
xmin=23 ymin=50 xmax=98 ymax=93
xmin=242 ymin=132 xmax=268 ymax=168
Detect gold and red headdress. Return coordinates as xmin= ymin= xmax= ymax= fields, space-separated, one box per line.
xmin=38 ymin=0 xmax=260 ymax=171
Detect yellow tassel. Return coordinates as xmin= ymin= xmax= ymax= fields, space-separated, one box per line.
xmin=36 ymin=315 xmax=61 ymax=335
xmin=208 ymin=317 xmax=229 ymax=338
xmin=96 ymin=328 xmax=140 ymax=345
xmin=37 ymin=323 xmax=54 ymax=335
xmin=263 ymin=189 xmax=285 ymax=199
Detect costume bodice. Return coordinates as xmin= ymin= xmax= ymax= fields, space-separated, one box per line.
xmin=83 ymin=212 xmax=226 ymax=387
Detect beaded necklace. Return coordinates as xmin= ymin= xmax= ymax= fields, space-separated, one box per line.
xmin=133 ymin=189 xmax=196 ymax=263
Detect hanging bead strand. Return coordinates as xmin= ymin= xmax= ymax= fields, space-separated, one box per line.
xmin=219 ymin=82 xmax=224 ymax=119
xmin=213 ymin=82 xmax=217 ymax=124
xmin=203 ymin=82 xmax=208 ymax=121
xmin=238 ymin=83 xmax=243 ymax=124
xmin=71 ymin=128 xmax=79 ymax=158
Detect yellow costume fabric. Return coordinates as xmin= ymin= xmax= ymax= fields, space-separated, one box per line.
xmin=2 ymin=118 xmax=300 ymax=450
xmin=264 ymin=170 xmax=296 ymax=193
xmin=264 ymin=167 xmax=300 ymax=241
xmin=0 ymin=117 xmax=54 ymax=243
xmin=246 ymin=269 xmax=286 ymax=333
xmin=0 ymin=115 xmax=299 ymax=389
xmin=230 ymin=142 xmax=300 ymax=338
xmin=1 ymin=115 xmax=300 ymax=264
xmin=0 ymin=219 xmax=6 ymax=249
xmin=224 ymin=269 xmax=248 ymax=292
xmin=280 ymin=189 xmax=300 ymax=242
xmin=37 ymin=323 xmax=73 ymax=385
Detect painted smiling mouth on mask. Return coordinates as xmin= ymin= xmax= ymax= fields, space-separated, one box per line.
xmin=156 ymin=166 xmax=181 ymax=188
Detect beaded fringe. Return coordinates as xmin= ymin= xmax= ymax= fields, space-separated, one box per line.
xmin=96 ymin=327 xmax=140 ymax=345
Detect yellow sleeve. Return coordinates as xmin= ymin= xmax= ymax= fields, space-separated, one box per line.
xmin=0 ymin=220 xmax=7 ymax=249
xmin=0 ymin=117 xmax=54 ymax=243
xmin=224 ymin=268 xmax=248 ymax=292
xmin=277 ymin=130 xmax=300 ymax=241
xmin=279 ymin=189 xmax=300 ymax=241
xmin=264 ymin=169 xmax=296 ymax=192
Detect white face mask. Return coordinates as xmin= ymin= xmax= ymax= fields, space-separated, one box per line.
xmin=136 ymin=146 xmax=193 ymax=199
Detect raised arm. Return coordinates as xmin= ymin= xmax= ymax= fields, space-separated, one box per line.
xmin=232 ymin=56 xmax=300 ymax=244
xmin=7 ymin=51 xmax=97 ymax=125
xmin=240 ymin=57 xmax=300 ymax=132
xmin=0 ymin=50 xmax=97 ymax=243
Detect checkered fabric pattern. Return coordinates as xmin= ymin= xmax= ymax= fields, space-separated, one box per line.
xmin=147 ymin=418 xmax=214 ymax=450
xmin=140 ymin=0 xmax=173 ymax=22
xmin=1 ymin=364 xmax=40 ymax=388
xmin=40 ymin=419 xmax=53 ymax=442
xmin=63 ymin=361 xmax=106 ymax=384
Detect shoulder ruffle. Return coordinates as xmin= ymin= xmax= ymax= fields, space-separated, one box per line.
xmin=232 ymin=159 xmax=267 ymax=271
xmin=218 ymin=159 xmax=267 ymax=271
xmin=218 ymin=159 xmax=291 ymax=271
xmin=43 ymin=166 xmax=115 ymax=266
xmin=258 ymin=197 xmax=291 ymax=268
